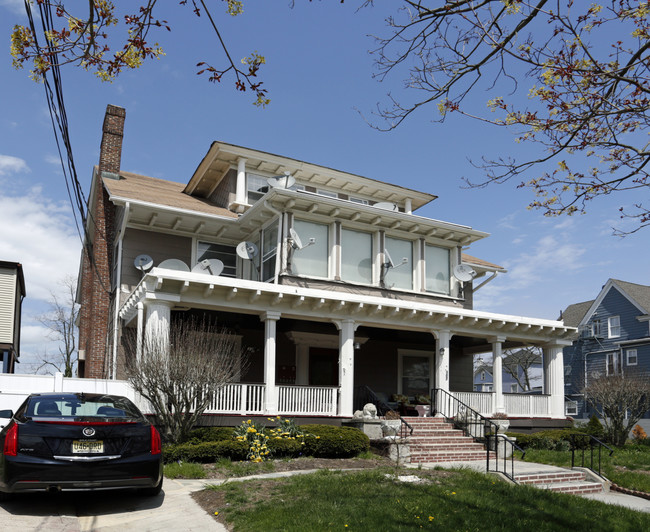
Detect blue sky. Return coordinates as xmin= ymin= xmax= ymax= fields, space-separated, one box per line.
xmin=1 ymin=1 xmax=647 ymax=373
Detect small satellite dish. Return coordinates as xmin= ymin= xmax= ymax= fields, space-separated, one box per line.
xmin=453 ymin=263 xmax=477 ymax=282
xmin=134 ymin=254 xmax=153 ymax=272
xmin=267 ymin=172 xmax=296 ymax=189
xmin=384 ymin=249 xmax=395 ymax=269
xmin=236 ymin=241 xmax=259 ymax=260
xmin=157 ymin=258 xmax=190 ymax=272
xmin=374 ymin=201 xmax=399 ymax=212
xmin=289 ymin=227 xmax=303 ymax=250
xmin=192 ymin=258 xmax=224 ymax=277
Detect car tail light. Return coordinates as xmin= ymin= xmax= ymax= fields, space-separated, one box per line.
xmin=150 ymin=425 xmax=161 ymax=455
xmin=3 ymin=423 xmax=18 ymax=456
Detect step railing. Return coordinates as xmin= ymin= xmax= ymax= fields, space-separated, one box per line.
xmin=486 ymin=433 xmax=526 ymax=483
xmin=432 ymin=388 xmax=524 ymax=483
xmin=569 ymin=434 xmax=614 ymax=479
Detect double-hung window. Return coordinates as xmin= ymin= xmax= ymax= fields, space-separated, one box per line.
xmin=246 ymin=174 xmax=268 ymax=204
xmin=341 ymin=228 xmax=373 ymax=284
xmin=608 ymin=316 xmax=621 ymax=338
xmin=606 ymin=352 xmax=622 ymax=376
xmin=197 ymin=242 xmax=237 ymax=278
xmin=626 ymin=349 xmax=638 ymax=366
xmin=261 ymin=223 xmax=279 ymax=282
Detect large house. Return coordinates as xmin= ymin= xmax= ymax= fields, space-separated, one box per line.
xmin=0 ymin=261 xmax=25 ymax=374
xmin=76 ymin=105 xmax=575 ymax=425
xmin=561 ymin=279 xmax=650 ymax=420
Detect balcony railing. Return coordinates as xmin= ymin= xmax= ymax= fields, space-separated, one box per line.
xmin=207 ymin=383 xmax=266 ymax=414
xmin=451 ymin=391 xmax=552 ymax=417
xmin=277 ymin=385 xmax=338 ymax=416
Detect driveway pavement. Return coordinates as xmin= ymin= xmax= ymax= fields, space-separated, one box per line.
xmin=0 ymin=478 xmax=225 ymax=531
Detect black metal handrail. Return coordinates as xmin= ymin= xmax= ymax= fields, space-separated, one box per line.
xmin=486 ymin=433 xmax=526 ymax=482
xmin=431 ymin=388 xmax=524 ymax=483
xmin=569 ymin=434 xmax=614 ymax=478
xmin=399 ymin=416 xmax=414 ymax=437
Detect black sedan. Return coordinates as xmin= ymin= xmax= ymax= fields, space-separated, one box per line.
xmin=0 ymin=392 xmax=163 ymax=499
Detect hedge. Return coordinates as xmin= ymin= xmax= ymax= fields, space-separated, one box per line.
xmin=164 ymin=423 xmax=370 ymax=462
xmin=301 ymin=424 xmax=370 ymax=458
xmin=506 ymin=429 xmax=593 ymax=451
xmin=163 ymin=440 xmax=248 ymax=463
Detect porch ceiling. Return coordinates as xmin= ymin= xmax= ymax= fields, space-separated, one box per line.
xmin=120 ymin=268 xmax=576 ymax=345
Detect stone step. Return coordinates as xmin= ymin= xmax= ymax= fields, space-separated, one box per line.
xmin=410 ymin=442 xmax=487 ymax=452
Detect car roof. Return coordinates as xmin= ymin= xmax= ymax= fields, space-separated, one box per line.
xmin=27 ymin=393 xmax=128 ymax=401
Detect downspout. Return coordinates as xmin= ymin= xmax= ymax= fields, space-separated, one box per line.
xmin=472 ymin=272 xmax=499 ymax=292
xmin=112 ymin=201 xmax=130 ymax=379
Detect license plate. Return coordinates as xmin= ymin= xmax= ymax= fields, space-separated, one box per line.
xmin=72 ymin=440 xmax=104 ymax=454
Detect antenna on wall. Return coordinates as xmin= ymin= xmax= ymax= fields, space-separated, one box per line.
xmin=191 ymin=258 xmax=224 ymax=277
xmin=380 ymin=249 xmax=408 ymax=287
xmin=134 ymin=254 xmax=153 ymax=278
xmin=267 ymin=172 xmax=296 ymax=190
xmin=452 ymin=263 xmax=477 ymax=283
xmin=236 ymin=241 xmax=260 ymax=280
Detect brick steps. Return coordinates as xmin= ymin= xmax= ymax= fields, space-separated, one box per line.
xmin=515 ymin=470 xmax=605 ymax=495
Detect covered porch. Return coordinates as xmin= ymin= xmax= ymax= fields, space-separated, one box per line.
xmin=118 ymin=267 xmax=574 ymax=420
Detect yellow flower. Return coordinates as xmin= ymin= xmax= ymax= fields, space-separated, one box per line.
xmin=214 ymin=511 xmax=219 ymax=515
xmin=428 ymin=516 xmax=434 ymax=521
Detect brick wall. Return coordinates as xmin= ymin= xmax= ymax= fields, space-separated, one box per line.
xmin=77 ymin=105 xmax=125 ymax=378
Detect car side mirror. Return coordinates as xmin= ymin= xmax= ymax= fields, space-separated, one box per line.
xmin=0 ymin=409 xmax=14 ymax=419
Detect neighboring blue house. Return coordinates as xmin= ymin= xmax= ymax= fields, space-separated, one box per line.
xmin=473 ymin=359 xmax=542 ymax=394
xmin=561 ymin=279 xmax=650 ymax=419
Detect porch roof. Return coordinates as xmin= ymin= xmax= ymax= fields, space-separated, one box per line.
xmin=120 ymin=268 xmax=575 ymax=345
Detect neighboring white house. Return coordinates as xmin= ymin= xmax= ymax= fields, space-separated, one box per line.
xmin=76 ymin=105 xmax=575 ymax=424
xmin=0 ymin=260 xmax=25 ymax=374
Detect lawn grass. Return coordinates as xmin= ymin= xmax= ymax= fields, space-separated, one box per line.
xmin=206 ymin=468 xmax=650 ymax=531
xmin=523 ymin=443 xmax=650 ymax=493
xmin=163 ymin=461 xmax=207 ymax=479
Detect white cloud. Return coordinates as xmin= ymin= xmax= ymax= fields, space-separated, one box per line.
xmin=0 ymin=0 xmax=26 ymax=15
xmin=0 ymin=188 xmax=80 ymax=303
xmin=0 ymin=154 xmax=29 ymax=175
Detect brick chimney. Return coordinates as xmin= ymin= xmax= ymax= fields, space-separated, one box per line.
xmin=78 ymin=105 xmax=126 ymax=378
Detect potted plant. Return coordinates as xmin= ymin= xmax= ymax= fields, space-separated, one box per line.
xmin=380 ymin=410 xmax=402 ymax=437
xmin=490 ymin=412 xmax=509 ymax=433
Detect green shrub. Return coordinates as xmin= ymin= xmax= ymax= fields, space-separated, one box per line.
xmin=182 ymin=426 xmax=235 ymax=443
xmin=584 ymin=415 xmax=605 ymax=437
xmin=163 ymin=440 xmax=248 ymax=463
xmin=507 ymin=429 xmax=587 ymax=450
xmin=301 ymin=424 xmax=370 ymax=458
xmin=267 ymin=437 xmax=304 ymax=457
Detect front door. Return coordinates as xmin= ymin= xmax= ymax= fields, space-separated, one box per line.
xmin=309 ymin=348 xmax=339 ymax=386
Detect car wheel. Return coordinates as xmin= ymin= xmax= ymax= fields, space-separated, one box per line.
xmin=141 ymin=477 xmax=163 ymax=497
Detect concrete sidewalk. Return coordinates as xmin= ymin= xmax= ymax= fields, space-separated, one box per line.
xmin=414 ymin=459 xmax=650 ymax=514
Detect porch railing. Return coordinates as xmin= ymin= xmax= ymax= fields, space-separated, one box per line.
xmin=503 ymin=394 xmax=550 ymax=416
xmin=569 ymin=434 xmax=614 ymax=479
xmin=277 ymin=385 xmax=338 ymax=416
xmin=207 ymin=383 xmax=265 ymax=414
xmin=452 ymin=391 xmax=493 ymax=415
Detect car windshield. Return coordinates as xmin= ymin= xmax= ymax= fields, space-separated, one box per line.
xmin=25 ymin=395 xmax=143 ymax=421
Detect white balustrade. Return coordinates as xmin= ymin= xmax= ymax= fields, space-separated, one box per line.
xmin=277 ymin=385 xmax=338 ymax=416
xmin=452 ymin=392 xmax=493 ymax=416
xmin=206 ymin=384 xmax=265 ymax=415
xmin=504 ymin=394 xmax=550 ymax=417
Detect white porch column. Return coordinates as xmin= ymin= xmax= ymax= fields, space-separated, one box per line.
xmin=235 ymin=157 xmax=247 ymax=207
xmin=334 ymin=319 xmax=357 ymax=417
xmin=432 ymin=329 xmax=451 ymax=393
xmin=144 ymin=299 xmax=173 ymax=353
xmin=490 ymin=336 xmax=506 ymax=414
xmin=543 ymin=343 xmax=566 ymax=418
xmin=261 ymin=311 xmax=281 ymax=414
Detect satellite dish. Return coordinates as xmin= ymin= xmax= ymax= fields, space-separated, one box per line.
xmin=267 ymin=172 xmax=296 ymax=189
xmin=374 ymin=201 xmax=399 ymax=212
xmin=191 ymin=258 xmax=224 ymax=277
xmin=134 ymin=254 xmax=153 ymax=272
xmin=157 ymin=258 xmax=190 ymax=272
xmin=236 ymin=241 xmax=259 ymax=260
xmin=453 ymin=263 xmax=477 ymax=282
xmin=384 ymin=249 xmax=395 ymax=269
xmin=289 ymin=227 xmax=303 ymax=250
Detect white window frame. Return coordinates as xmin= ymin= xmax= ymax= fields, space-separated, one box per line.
xmin=316 ymin=188 xmax=338 ymax=199
xmin=592 ymin=319 xmax=602 ymax=337
xmin=608 ymin=316 xmax=621 ymax=338
xmin=565 ymin=401 xmax=578 ymax=416
xmin=606 ymin=351 xmax=622 ymax=376
xmin=626 ymin=348 xmax=638 ymax=366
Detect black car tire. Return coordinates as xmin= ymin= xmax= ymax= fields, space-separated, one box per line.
xmin=141 ymin=477 xmax=163 ymax=497
xmin=0 ymin=491 xmax=11 ymax=502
